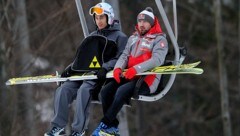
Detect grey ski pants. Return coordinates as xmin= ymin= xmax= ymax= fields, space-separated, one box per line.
xmin=51 ymin=80 xmax=96 ymax=132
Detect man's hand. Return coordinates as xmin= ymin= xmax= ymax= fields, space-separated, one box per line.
xmin=97 ymin=68 xmax=108 ymax=81
xmin=113 ymin=68 xmax=122 ymax=83
xmin=61 ymin=66 xmax=73 ymax=77
xmin=124 ymin=67 xmax=137 ymax=80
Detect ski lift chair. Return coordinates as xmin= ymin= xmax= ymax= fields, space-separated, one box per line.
xmin=74 ymin=0 xmax=184 ymax=102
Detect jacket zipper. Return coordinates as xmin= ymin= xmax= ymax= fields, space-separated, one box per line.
xmin=133 ymin=38 xmax=141 ymax=56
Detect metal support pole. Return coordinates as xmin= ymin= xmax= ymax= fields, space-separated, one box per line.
xmin=75 ymin=0 xmax=89 ymax=38
xmin=173 ymin=0 xmax=178 ymax=41
xmin=155 ymin=0 xmax=179 ymax=62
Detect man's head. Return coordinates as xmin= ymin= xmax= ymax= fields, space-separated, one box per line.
xmin=137 ymin=7 xmax=155 ymax=35
xmin=89 ymin=2 xmax=114 ymax=29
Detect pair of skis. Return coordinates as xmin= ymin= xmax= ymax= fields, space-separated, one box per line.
xmin=5 ymin=61 xmax=203 ymax=86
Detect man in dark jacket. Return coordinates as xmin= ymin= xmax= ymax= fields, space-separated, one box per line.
xmin=92 ymin=7 xmax=168 ymax=136
xmin=44 ymin=2 xmax=127 ymax=136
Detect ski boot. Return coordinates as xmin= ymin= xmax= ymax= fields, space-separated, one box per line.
xmin=91 ymin=122 xmax=108 ymax=136
xmin=70 ymin=130 xmax=85 ymax=136
xmin=99 ymin=127 xmax=120 ymax=136
xmin=44 ymin=126 xmax=66 ymax=136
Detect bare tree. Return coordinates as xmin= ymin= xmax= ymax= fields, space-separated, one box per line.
xmin=238 ymin=0 xmax=240 ymax=98
xmin=222 ymin=0 xmax=233 ymax=7
xmin=13 ymin=0 xmax=36 ymax=135
xmin=0 ymin=26 xmax=8 ymax=136
xmin=0 ymin=1 xmax=19 ymax=135
xmin=214 ymin=0 xmax=232 ymax=136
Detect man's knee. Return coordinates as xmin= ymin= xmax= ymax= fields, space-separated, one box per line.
xmin=56 ymin=82 xmax=80 ymax=98
xmin=56 ymin=85 xmax=68 ymax=96
xmin=114 ymin=89 xmax=127 ymax=101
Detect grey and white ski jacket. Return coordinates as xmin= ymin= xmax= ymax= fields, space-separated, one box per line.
xmin=114 ymin=18 xmax=168 ymax=93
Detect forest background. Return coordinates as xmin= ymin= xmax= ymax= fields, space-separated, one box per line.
xmin=0 ymin=0 xmax=239 ymax=136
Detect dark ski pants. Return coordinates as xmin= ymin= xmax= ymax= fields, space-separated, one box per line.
xmin=100 ymin=79 xmax=150 ymax=127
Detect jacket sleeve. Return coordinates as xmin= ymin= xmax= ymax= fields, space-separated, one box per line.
xmin=102 ymin=33 xmax=128 ymax=71
xmin=134 ymin=36 xmax=168 ymax=73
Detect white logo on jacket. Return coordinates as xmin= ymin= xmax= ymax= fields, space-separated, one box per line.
xmin=141 ymin=42 xmax=151 ymax=48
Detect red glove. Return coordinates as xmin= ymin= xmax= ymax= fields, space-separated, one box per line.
xmin=113 ymin=68 xmax=122 ymax=83
xmin=124 ymin=67 xmax=137 ymax=80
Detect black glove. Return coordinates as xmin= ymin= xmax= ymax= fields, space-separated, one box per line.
xmin=96 ymin=68 xmax=108 ymax=81
xmin=61 ymin=65 xmax=73 ymax=77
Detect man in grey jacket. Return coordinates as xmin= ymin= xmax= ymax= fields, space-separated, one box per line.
xmin=44 ymin=2 xmax=127 ymax=136
xmin=92 ymin=7 xmax=168 ymax=136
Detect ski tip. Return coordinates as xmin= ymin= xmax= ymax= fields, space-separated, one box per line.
xmin=199 ymin=69 xmax=204 ymax=74
xmin=196 ymin=61 xmax=201 ymax=65
xmin=5 ymin=81 xmax=12 ymax=86
xmin=192 ymin=68 xmax=204 ymax=74
xmin=5 ymin=79 xmax=17 ymax=86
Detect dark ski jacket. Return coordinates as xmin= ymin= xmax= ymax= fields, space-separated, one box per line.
xmin=114 ymin=17 xmax=168 ymax=93
xmin=89 ymin=20 xmax=128 ymax=71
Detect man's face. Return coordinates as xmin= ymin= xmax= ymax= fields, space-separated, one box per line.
xmin=95 ymin=14 xmax=108 ymax=30
xmin=137 ymin=20 xmax=152 ymax=35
